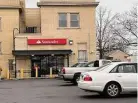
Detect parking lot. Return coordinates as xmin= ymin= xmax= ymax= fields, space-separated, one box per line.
xmin=0 ymin=79 xmax=137 ymax=103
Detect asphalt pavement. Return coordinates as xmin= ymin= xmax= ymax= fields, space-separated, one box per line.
xmin=0 ymin=79 xmax=137 ymax=103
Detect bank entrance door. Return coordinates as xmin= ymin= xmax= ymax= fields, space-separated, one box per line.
xmin=41 ymin=56 xmax=64 ymax=76
xmin=31 ymin=56 xmax=64 ymax=77
xmin=31 ymin=60 xmax=41 ymax=77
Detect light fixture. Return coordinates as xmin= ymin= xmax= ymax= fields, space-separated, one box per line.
xmin=51 ymin=54 xmax=54 ymax=56
xmin=90 ymin=51 xmax=94 ymax=54
xmin=69 ymin=40 xmax=73 ymax=45
xmin=12 ymin=60 xmax=16 ymax=65
xmin=72 ymin=52 xmax=75 ymax=55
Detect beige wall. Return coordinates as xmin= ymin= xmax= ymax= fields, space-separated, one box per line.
xmin=16 ymin=56 xmax=31 ymax=78
xmin=15 ymin=6 xmax=97 ymax=64
xmin=0 ymin=0 xmax=20 ymax=7
xmin=25 ymin=8 xmax=41 ymax=27
xmin=0 ymin=0 xmax=97 ymax=78
xmin=19 ymin=8 xmax=41 ymax=33
xmin=0 ymin=9 xmax=19 ymax=78
xmin=19 ymin=0 xmax=26 ymax=30
xmin=41 ymin=6 xmax=96 ymax=63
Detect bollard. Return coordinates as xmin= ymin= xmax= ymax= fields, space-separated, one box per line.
xmin=50 ymin=67 xmax=53 ymax=78
xmin=20 ymin=68 xmax=24 ymax=79
xmin=7 ymin=69 xmax=10 ymax=80
xmin=35 ymin=67 xmax=38 ymax=78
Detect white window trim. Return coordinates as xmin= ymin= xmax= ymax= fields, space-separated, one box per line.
xmin=58 ymin=12 xmax=80 ymax=29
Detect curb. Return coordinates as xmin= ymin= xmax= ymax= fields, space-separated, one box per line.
xmin=2 ymin=76 xmax=60 ymax=81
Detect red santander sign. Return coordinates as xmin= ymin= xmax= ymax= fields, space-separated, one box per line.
xmin=28 ymin=39 xmax=67 ymax=45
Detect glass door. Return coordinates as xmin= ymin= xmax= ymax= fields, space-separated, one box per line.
xmin=41 ymin=56 xmax=65 ymax=76
xmin=48 ymin=56 xmax=57 ymax=74
xmin=56 ymin=56 xmax=64 ymax=74
xmin=31 ymin=60 xmax=41 ymax=77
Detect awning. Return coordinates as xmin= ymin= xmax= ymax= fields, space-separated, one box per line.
xmin=12 ymin=50 xmax=72 ymax=56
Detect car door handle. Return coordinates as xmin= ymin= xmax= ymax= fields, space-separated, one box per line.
xmin=117 ymin=75 xmax=122 ymax=77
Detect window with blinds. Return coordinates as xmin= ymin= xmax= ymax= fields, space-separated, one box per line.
xmin=70 ymin=13 xmax=79 ymax=27
xmin=59 ymin=13 xmax=67 ymax=27
xmin=78 ymin=43 xmax=88 ymax=62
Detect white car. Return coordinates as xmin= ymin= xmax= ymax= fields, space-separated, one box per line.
xmin=78 ymin=62 xmax=137 ymax=97
xmin=62 ymin=59 xmax=111 ymax=84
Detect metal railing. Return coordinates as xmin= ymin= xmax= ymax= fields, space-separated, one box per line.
xmin=19 ymin=27 xmax=41 ymax=33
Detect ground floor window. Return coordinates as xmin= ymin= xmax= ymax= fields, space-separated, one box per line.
xmin=78 ymin=50 xmax=88 ymax=62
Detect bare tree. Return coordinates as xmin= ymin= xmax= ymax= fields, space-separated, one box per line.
xmin=117 ymin=6 xmax=137 ymax=42
xmin=96 ymin=6 xmax=137 ymax=59
xmin=96 ymin=7 xmax=119 ymax=59
xmin=108 ymin=5 xmax=137 ymax=55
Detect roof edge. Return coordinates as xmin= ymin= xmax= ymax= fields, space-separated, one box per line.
xmin=0 ymin=5 xmax=21 ymax=9
xmin=37 ymin=1 xmax=99 ymax=7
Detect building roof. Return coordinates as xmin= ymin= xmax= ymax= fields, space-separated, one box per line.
xmin=105 ymin=50 xmax=130 ymax=57
xmin=0 ymin=0 xmax=22 ymax=9
xmin=37 ymin=1 xmax=99 ymax=7
xmin=0 ymin=5 xmax=21 ymax=9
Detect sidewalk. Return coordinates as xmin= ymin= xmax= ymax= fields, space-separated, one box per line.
xmin=2 ymin=75 xmax=59 ymax=81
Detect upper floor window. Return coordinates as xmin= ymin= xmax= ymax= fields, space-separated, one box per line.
xmin=58 ymin=13 xmax=80 ymax=28
xmin=59 ymin=13 xmax=67 ymax=27
xmin=70 ymin=13 xmax=79 ymax=27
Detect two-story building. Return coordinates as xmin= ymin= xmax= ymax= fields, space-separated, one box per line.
xmin=0 ymin=0 xmax=98 ymax=78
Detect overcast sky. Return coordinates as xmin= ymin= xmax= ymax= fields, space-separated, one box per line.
xmin=25 ymin=0 xmax=138 ymax=13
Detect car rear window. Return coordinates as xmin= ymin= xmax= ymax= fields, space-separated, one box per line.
xmin=94 ymin=64 xmax=112 ymax=72
xmin=71 ymin=63 xmax=87 ymax=67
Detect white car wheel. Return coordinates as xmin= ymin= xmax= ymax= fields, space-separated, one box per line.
xmin=105 ymin=83 xmax=121 ymax=97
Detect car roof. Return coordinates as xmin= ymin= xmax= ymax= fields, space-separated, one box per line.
xmin=110 ymin=62 xmax=137 ymax=65
xmin=78 ymin=62 xmax=88 ymax=63
xmin=94 ymin=62 xmax=137 ymax=73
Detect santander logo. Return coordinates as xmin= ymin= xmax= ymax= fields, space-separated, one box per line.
xmin=28 ymin=39 xmax=67 ymax=45
xmin=36 ymin=40 xmax=41 ymax=44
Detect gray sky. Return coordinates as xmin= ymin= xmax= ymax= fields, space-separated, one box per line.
xmin=26 ymin=0 xmax=138 ymax=13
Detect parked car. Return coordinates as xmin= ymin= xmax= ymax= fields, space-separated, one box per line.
xmin=78 ymin=62 xmax=137 ymax=97
xmin=58 ymin=62 xmax=87 ymax=78
xmin=62 ymin=59 xmax=111 ymax=84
